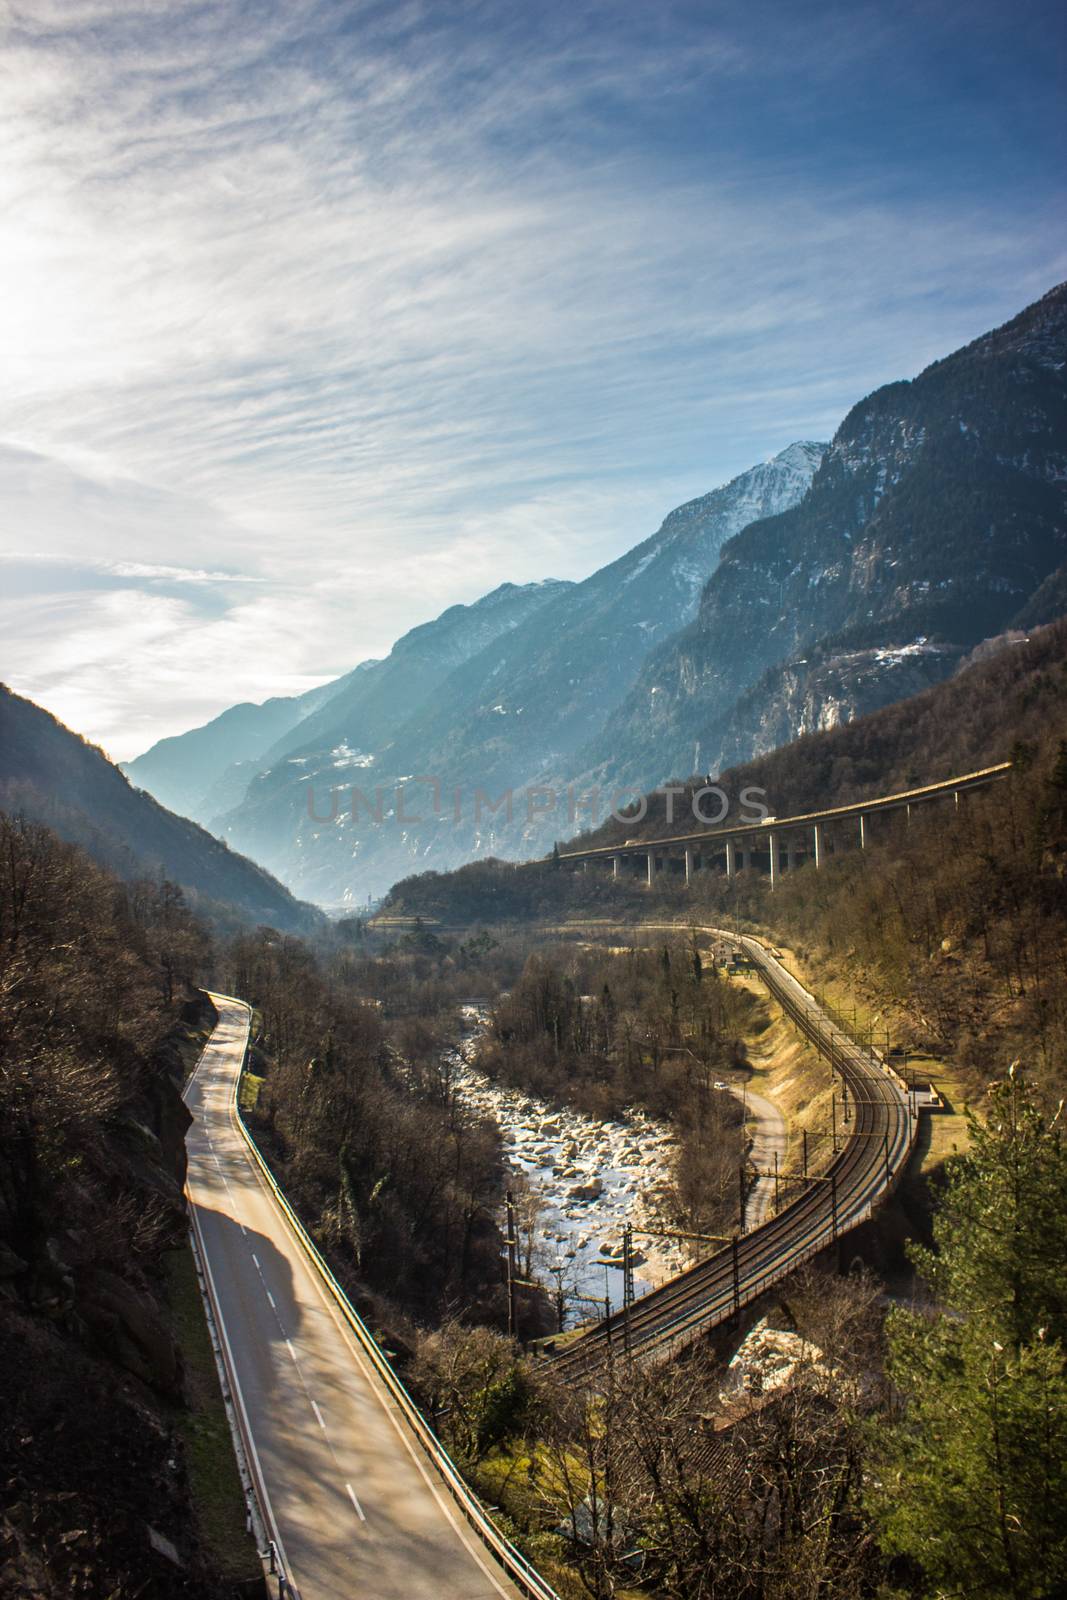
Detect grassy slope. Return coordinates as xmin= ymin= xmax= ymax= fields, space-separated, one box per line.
xmin=163 ymin=1247 xmax=262 ymax=1589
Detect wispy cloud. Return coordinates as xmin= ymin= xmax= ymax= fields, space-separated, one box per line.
xmin=0 ymin=0 xmax=1064 ymax=756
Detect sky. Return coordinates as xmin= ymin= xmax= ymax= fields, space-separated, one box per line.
xmin=1 ymin=0 xmax=1064 ymax=761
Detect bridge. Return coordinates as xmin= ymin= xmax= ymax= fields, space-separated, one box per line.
xmin=558 ymin=762 xmax=1012 ymax=888
xmin=547 ymin=930 xmax=918 ymax=1377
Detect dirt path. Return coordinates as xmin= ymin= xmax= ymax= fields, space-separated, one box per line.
xmin=734 ymin=1086 xmax=788 ymax=1229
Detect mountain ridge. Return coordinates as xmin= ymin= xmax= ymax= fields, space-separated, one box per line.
xmin=207 ymin=443 xmax=824 ymax=901
xmin=0 ymin=684 xmax=321 ymax=932
xmin=584 ymin=280 xmax=1067 ymax=788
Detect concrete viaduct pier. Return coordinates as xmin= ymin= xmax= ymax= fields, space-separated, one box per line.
xmin=560 ymin=763 xmax=1011 ymax=889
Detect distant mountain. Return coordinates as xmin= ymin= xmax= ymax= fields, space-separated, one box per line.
xmin=588 ymin=281 xmax=1067 ymax=788
xmin=123 ymin=662 xmax=374 ymax=820
xmin=260 ymin=579 xmax=574 ymax=770
xmin=209 ymin=444 xmax=824 ymax=902
xmin=0 ymin=685 xmax=320 ymax=932
xmin=128 ymin=580 xmax=571 ymax=832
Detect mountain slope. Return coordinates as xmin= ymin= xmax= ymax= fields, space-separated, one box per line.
xmin=370 ymin=442 xmax=827 ymax=786
xmin=123 ymin=664 xmax=373 ymax=820
xmin=261 ymin=578 xmax=573 ymax=770
xmin=0 ymin=685 xmax=320 ymax=931
xmin=214 ymin=445 xmax=824 ymax=901
xmin=383 ymin=615 xmax=1067 ymax=926
xmin=128 ymin=581 xmax=571 ymax=832
xmin=589 ymin=281 xmax=1067 ymax=788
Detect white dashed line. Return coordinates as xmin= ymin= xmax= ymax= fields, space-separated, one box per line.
xmin=345 ymin=1482 xmax=366 ymax=1522
xmin=286 ymin=1338 xmax=297 ymax=1362
xmin=252 ymin=1253 xmax=261 ymax=1272
xmin=311 ymin=1400 xmax=326 ymax=1430
xmin=267 ymin=1291 xmax=276 ymax=1310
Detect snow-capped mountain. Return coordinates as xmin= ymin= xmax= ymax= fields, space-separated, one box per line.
xmin=587 ymin=281 xmax=1067 ymax=790
xmin=200 ymin=443 xmax=825 ymax=901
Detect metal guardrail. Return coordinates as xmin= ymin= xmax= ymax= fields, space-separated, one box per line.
xmin=183 ymin=1029 xmax=293 ymax=1598
xmin=218 ymin=995 xmax=560 ymax=1600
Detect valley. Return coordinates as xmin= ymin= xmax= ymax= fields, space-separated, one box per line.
xmin=3 ymin=276 xmax=1065 ymax=1600
xmin=452 ymin=1006 xmax=689 ymax=1311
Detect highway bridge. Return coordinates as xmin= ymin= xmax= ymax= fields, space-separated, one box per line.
xmin=559 ymin=762 xmax=1012 ymax=887
xmin=547 ymin=932 xmax=917 ymax=1378
xmin=184 ymin=996 xmax=558 ymax=1600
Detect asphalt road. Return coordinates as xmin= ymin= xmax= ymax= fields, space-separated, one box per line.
xmin=185 ymin=995 xmax=524 ymax=1600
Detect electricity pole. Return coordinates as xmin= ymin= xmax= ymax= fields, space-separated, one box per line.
xmin=505 ymin=1189 xmax=518 ymax=1339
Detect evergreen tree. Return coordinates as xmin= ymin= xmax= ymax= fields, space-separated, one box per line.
xmin=871 ymin=1069 xmax=1067 ymax=1598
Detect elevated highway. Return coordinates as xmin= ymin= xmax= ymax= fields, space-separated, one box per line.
xmin=549 ymin=933 xmax=917 ymax=1377
xmin=559 ymin=762 xmax=1011 ymax=887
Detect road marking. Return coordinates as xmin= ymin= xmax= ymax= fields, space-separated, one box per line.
xmin=220 ymin=1001 xmax=520 ymax=1600
xmin=267 ymin=1291 xmax=276 ymax=1310
xmin=312 ymin=1400 xmax=326 ymax=1430
xmin=286 ymin=1338 xmax=298 ymax=1362
xmin=345 ymin=1482 xmax=366 ymax=1522
xmin=252 ymin=1253 xmax=261 ymax=1272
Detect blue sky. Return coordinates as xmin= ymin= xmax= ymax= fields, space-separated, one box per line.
xmin=0 ymin=0 xmax=1064 ymax=758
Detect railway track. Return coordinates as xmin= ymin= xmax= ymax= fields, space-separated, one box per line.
xmin=548 ymin=933 xmax=916 ymax=1377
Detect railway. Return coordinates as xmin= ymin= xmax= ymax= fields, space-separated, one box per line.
xmin=548 ymin=932 xmax=916 ymax=1378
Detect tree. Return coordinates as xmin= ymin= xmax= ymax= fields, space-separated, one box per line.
xmin=871 ymin=1068 xmax=1067 ymax=1598
xmin=411 ymin=1322 xmax=535 ymax=1465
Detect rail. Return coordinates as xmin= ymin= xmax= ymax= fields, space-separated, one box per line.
xmin=550 ymin=933 xmax=917 ymax=1373
xmin=221 ymin=994 xmax=560 ymax=1600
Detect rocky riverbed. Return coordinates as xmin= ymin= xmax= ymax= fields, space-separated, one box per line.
xmin=455 ymin=1008 xmax=688 ymax=1320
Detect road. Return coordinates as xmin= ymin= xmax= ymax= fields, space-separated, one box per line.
xmin=549 ymin=932 xmax=916 ymax=1376
xmin=184 ymin=994 xmax=528 ymax=1600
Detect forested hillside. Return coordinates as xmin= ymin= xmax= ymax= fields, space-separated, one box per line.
xmin=0 ymin=816 xmax=251 ymax=1597
xmin=0 ymin=684 xmax=321 ymax=933
xmin=385 ymin=618 xmax=1067 ymax=1097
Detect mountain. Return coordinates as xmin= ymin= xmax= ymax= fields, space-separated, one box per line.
xmin=0 ymin=685 xmax=320 ymax=932
xmin=588 ymin=281 xmax=1067 ymax=788
xmin=127 ymin=580 xmax=572 ymax=832
xmin=382 ymin=615 xmax=1067 ymax=926
xmin=208 ymin=444 xmax=824 ymax=902
xmin=259 ymin=578 xmax=574 ymax=769
xmin=123 ymin=662 xmax=374 ymax=821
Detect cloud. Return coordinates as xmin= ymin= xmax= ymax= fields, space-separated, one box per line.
xmin=0 ymin=0 xmax=1064 ymax=756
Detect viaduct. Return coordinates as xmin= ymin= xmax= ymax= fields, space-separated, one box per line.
xmin=558 ymin=762 xmax=1013 ymax=888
